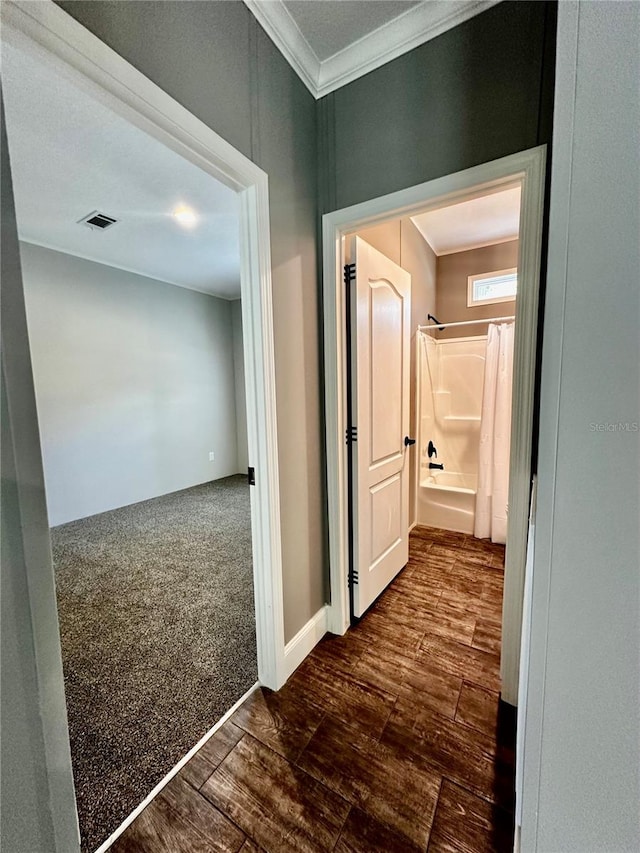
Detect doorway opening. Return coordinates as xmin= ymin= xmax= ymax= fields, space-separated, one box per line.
xmin=323 ymin=147 xmax=546 ymax=706
xmin=2 ymin=3 xmax=285 ymax=851
xmin=413 ymin=186 xmax=521 ymax=545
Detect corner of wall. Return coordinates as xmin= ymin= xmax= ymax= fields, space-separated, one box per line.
xmin=283 ymin=605 xmax=328 ymax=680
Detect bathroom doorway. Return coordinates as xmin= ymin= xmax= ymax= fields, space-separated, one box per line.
xmin=414 ymin=194 xmax=520 ymax=544
xmin=323 ymin=148 xmax=546 ymax=703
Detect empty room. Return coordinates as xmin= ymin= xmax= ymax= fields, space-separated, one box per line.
xmin=3 ymin=36 xmax=257 ymax=852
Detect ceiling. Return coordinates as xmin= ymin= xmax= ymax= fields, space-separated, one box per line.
xmin=284 ymin=1 xmax=420 ymax=61
xmin=411 ymin=186 xmax=521 ymax=256
xmin=245 ymin=0 xmax=498 ymax=97
xmin=2 ymin=40 xmax=242 ymax=299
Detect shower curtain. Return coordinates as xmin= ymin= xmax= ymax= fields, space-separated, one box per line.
xmin=474 ymin=321 xmax=515 ymax=544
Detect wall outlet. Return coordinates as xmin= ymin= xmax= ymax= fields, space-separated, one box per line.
xmin=209 ymin=451 xmax=215 ymax=462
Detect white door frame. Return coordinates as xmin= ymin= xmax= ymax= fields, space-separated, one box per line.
xmin=2 ymin=0 xmax=285 ymax=780
xmin=323 ymin=146 xmax=546 ymax=704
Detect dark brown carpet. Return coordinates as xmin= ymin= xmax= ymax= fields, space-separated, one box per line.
xmin=51 ymin=475 xmax=256 ymax=852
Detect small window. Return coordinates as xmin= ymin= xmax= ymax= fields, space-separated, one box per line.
xmin=467 ymin=268 xmax=517 ymax=307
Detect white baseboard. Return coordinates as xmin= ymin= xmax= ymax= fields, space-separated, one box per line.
xmin=94 ymin=681 xmax=260 ymax=853
xmin=284 ymin=605 xmax=328 ymax=679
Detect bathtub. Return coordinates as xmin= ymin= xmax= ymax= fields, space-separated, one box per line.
xmin=417 ymin=469 xmax=477 ymax=534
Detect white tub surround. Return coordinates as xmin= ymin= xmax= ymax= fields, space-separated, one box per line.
xmin=417 ymin=332 xmax=486 ymax=533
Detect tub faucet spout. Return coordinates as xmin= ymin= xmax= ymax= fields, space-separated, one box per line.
xmin=429 ymin=462 xmax=444 ymax=470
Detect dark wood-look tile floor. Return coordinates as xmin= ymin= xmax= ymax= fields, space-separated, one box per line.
xmin=112 ymin=528 xmax=516 ymax=852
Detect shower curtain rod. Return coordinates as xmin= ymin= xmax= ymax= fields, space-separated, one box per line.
xmin=418 ymin=315 xmax=515 ymax=332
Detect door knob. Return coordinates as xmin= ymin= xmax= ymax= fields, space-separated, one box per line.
xmin=404 ymin=436 xmax=416 ymax=447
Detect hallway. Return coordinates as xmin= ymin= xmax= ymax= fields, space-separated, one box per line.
xmin=113 ymin=527 xmax=515 ymax=852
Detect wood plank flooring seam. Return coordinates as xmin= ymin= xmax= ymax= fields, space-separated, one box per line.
xmin=204 ymin=734 xmax=292 ymax=850
xmin=451 ymin=680 xmax=464 ymax=721
xmin=439 ymin=770 xmax=514 ymax=813
xmin=158 ymin=778 xmax=247 ymax=852
xmin=200 ymin=730 xmax=355 ymax=852
xmin=185 ymin=736 xmax=257 ymax=848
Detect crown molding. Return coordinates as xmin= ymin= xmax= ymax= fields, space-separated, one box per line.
xmin=244 ymin=0 xmax=500 ymax=100
xmin=316 ymin=0 xmax=500 ymax=97
xmin=244 ymin=0 xmax=319 ymax=95
xmin=429 ymin=233 xmax=520 ymax=257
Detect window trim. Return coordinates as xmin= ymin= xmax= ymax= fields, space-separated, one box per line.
xmin=467 ymin=267 xmax=518 ymax=307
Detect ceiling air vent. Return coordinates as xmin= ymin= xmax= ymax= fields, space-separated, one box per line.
xmin=78 ymin=210 xmax=118 ymax=231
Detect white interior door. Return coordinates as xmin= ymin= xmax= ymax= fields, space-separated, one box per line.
xmin=350 ymin=236 xmax=412 ymax=617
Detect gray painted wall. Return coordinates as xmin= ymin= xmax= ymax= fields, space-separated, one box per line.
xmin=1 ymin=373 xmax=54 ymax=852
xmin=522 ymin=2 xmax=639 ymax=850
xmin=232 ymin=299 xmax=249 ymax=474
xmin=1 ymin=104 xmax=79 ymax=853
xmin=319 ymin=1 xmax=557 ymax=213
xmin=20 ymin=243 xmax=240 ymax=526
xmin=58 ymin=0 xmax=323 ymax=642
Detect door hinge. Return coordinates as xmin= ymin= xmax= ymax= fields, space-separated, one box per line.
xmin=345 ymin=426 xmax=357 ymax=444
xmin=348 ymin=567 xmax=359 ymax=586
xmin=343 ymin=262 xmax=356 ymax=286
xmin=247 ymin=467 xmax=255 ymax=486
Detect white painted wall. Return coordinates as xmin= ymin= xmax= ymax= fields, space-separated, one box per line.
xmin=232 ymin=299 xmax=249 ymax=473
xmin=20 ymin=242 xmax=241 ymax=526
xmin=521 ymin=3 xmax=640 ymax=851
